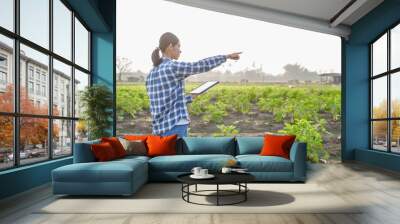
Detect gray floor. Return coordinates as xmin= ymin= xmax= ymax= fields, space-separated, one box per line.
xmin=1 ymin=162 xmax=400 ymax=224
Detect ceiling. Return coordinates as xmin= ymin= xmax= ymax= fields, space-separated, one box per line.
xmin=166 ymin=0 xmax=384 ymax=38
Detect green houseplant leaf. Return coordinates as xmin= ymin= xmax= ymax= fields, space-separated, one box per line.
xmin=79 ymin=84 xmax=113 ymax=140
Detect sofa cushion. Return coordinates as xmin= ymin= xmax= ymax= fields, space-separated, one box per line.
xmin=119 ymin=138 xmax=147 ymax=156
xmin=260 ymin=134 xmax=296 ymax=159
xmin=236 ymin=137 xmax=263 ymax=155
xmin=147 ymin=135 xmax=177 ymax=157
xmin=73 ymin=139 xmax=101 ymax=163
xmin=149 ymin=154 xmax=235 ymax=172
xmin=52 ymin=158 xmax=147 ymax=183
xmin=101 ymin=137 xmax=127 ymax=158
xmin=91 ymin=142 xmax=118 ymax=161
xmin=236 ymin=155 xmax=293 ymax=172
xmin=179 ymin=137 xmax=235 ymax=155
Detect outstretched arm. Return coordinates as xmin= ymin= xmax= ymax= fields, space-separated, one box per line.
xmin=171 ymin=52 xmax=242 ymax=80
xmin=172 ymin=55 xmax=227 ymax=80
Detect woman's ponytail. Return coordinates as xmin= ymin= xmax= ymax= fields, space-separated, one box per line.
xmin=151 ymin=47 xmax=161 ymax=67
xmin=151 ymin=32 xmax=180 ymax=67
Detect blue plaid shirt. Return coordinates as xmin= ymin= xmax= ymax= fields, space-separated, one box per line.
xmin=146 ymin=55 xmax=227 ymax=135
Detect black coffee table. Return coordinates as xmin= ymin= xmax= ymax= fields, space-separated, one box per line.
xmin=177 ymin=172 xmax=255 ymax=206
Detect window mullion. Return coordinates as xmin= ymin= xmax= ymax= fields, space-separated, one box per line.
xmin=388 ymin=31 xmax=391 ymax=153
xmin=71 ymin=10 xmax=76 ymax=154
xmin=48 ymin=0 xmax=54 ymax=160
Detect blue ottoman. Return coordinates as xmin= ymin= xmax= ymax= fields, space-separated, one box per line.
xmin=52 ymin=157 xmax=148 ymax=196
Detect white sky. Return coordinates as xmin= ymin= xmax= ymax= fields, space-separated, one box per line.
xmin=117 ymin=0 xmax=341 ymax=75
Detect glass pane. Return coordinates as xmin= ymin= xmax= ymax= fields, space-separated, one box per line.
xmin=53 ymin=0 xmax=72 ymax=60
xmin=372 ymin=121 xmax=388 ymax=151
xmin=372 ymin=33 xmax=387 ymax=76
xmin=75 ymin=18 xmax=89 ymax=69
xmin=74 ymin=69 xmax=89 ymax=118
xmin=0 ymin=116 xmax=14 ymax=170
xmin=372 ymin=77 xmax=387 ymax=119
xmin=53 ymin=119 xmax=72 ymax=157
xmin=75 ymin=120 xmax=88 ymax=143
xmin=0 ymin=0 xmax=14 ymax=31
xmin=20 ymin=44 xmax=49 ymax=115
xmin=391 ymin=120 xmax=400 ymax=153
xmin=20 ymin=0 xmax=49 ymax=49
xmin=0 ymin=34 xmax=14 ymax=112
xmin=53 ymin=59 xmax=72 ymax=117
xmin=20 ymin=117 xmax=49 ymax=165
xmin=392 ymin=24 xmax=400 ymax=70
xmin=391 ymin=72 xmax=400 ymax=118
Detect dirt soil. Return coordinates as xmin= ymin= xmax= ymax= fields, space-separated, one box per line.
xmin=117 ymin=107 xmax=341 ymax=162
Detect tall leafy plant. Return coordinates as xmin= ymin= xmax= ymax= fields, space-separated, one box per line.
xmin=80 ymin=84 xmax=113 ymax=140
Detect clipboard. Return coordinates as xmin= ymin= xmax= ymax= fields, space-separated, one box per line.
xmin=190 ymin=81 xmax=219 ymax=95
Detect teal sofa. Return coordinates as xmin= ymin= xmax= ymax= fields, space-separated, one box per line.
xmin=52 ymin=137 xmax=306 ymax=196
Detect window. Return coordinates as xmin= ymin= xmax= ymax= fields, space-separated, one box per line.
xmin=74 ymin=69 xmax=89 ymax=118
xmin=0 ymin=54 xmax=7 ymax=67
xmin=20 ymin=44 xmax=50 ymax=116
xmin=0 ymin=0 xmax=14 ymax=31
xmin=53 ymin=0 xmax=72 ymax=60
xmin=53 ymin=119 xmax=72 ymax=158
xmin=35 ymin=70 xmax=41 ymax=81
xmin=0 ymin=0 xmax=91 ymax=169
xmin=0 ymin=34 xmax=13 ymax=113
xmin=0 ymin=116 xmax=13 ymax=170
xmin=391 ymin=24 xmax=400 ymax=70
xmin=20 ymin=0 xmax=49 ymax=48
xmin=28 ymin=81 xmax=34 ymax=94
xmin=28 ymin=67 xmax=34 ymax=80
xmin=41 ymin=73 xmax=46 ymax=83
xmin=53 ymin=59 xmax=72 ymax=117
xmin=0 ymin=71 xmax=6 ymax=85
xmin=42 ymin=85 xmax=46 ymax=97
xmin=36 ymin=84 xmax=40 ymax=95
xmin=20 ymin=117 xmax=49 ymax=165
xmin=75 ymin=18 xmax=89 ymax=69
xmin=370 ymin=23 xmax=400 ymax=153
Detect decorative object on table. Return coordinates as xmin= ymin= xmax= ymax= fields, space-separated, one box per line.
xmin=225 ymin=159 xmax=238 ymax=167
xmin=222 ymin=167 xmax=249 ymax=174
xmin=79 ymin=84 xmax=113 ymax=140
xmin=221 ymin=167 xmax=232 ymax=173
xmin=190 ymin=167 xmax=214 ymax=179
xmin=221 ymin=159 xmax=240 ymax=173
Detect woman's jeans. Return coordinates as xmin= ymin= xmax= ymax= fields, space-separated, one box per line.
xmin=160 ymin=124 xmax=188 ymax=138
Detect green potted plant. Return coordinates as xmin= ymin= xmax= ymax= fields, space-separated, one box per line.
xmin=79 ymin=84 xmax=113 ymax=140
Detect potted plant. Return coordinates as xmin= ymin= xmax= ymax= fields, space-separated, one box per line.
xmin=79 ymin=84 xmax=113 ymax=140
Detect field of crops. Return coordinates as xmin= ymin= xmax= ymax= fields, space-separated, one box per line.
xmin=117 ymin=83 xmax=341 ymax=163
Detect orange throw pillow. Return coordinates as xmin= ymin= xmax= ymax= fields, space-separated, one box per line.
xmin=91 ymin=142 xmax=118 ymax=162
xmin=101 ymin=137 xmax=126 ymax=158
xmin=146 ymin=135 xmax=177 ymax=157
xmin=124 ymin=135 xmax=150 ymax=141
xmin=260 ymin=134 xmax=296 ymax=159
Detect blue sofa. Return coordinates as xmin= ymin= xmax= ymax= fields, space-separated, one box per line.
xmin=52 ymin=137 xmax=306 ymax=196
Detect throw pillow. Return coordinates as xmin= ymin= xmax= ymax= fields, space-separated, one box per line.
xmin=123 ymin=135 xmax=149 ymax=141
xmin=101 ymin=137 xmax=127 ymax=158
xmin=146 ymin=134 xmax=178 ymax=157
xmin=91 ymin=142 xmax=118 ymax=162
xmin=260 ymin=133 xmax=296 ymax=159
xmin=119 ymin=138 xmax=147 ymax=156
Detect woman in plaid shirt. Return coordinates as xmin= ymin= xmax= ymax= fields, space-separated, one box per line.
xmin=146 ymin=32 xmax=241 ymax=137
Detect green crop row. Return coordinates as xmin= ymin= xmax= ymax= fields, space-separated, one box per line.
xmin=116 ymin=83 xmax=341 ymax=163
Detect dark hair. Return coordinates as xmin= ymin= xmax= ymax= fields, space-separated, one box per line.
xmin=151 ymin=32 xmax=180 ymax=67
